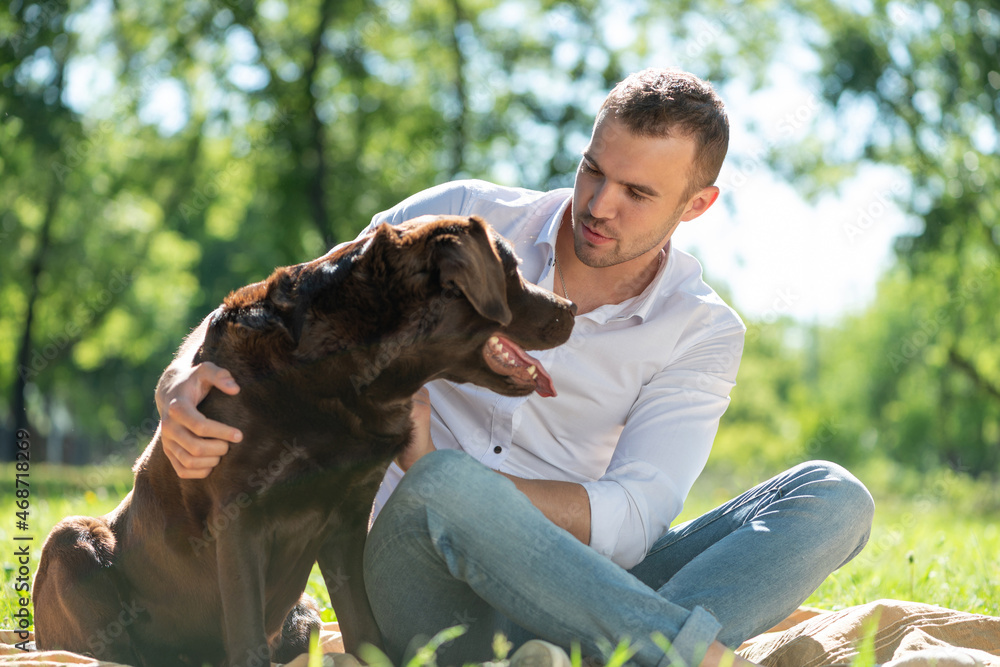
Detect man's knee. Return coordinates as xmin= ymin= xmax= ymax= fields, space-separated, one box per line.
xmin=798 ymin=460 xmax=875 ymax=554
xmin=393 ymin=449 xmax=509 ymax=515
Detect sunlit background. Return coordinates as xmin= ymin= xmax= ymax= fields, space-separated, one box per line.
xmin=2 ymin=0 xmax=999 ymax=480
xmin=21 ymin=0 xmax=935 ymax=325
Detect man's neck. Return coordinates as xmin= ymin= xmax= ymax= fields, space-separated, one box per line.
xmin=554 ymin=213 xmax=664 ymax=315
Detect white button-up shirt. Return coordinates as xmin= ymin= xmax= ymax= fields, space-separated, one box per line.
xmin=368 ymin=180 xmax=745 ymax=569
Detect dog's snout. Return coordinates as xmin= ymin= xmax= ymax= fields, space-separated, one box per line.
xmin=567 ymin=301 xmax=578 ymax=316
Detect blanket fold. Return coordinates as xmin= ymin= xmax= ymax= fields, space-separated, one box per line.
xmin=738 ymin=599 xmax=1000 ymax=666
xmin=4 ymin=600 xmax=1000 ymax=666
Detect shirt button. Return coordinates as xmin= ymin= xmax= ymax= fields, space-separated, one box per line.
xmin=493 ymin=445 xmax=502 ymax=454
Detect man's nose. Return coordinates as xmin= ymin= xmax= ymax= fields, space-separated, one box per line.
xmin=588 ymin=181 xmax=615 ymax=220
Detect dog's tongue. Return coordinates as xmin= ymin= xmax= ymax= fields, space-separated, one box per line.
xmin=484 ymin=335 xmax=557 ymax=397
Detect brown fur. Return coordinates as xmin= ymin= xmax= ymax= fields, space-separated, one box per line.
xmin=33 ymin=215 xmax=575 ymax=667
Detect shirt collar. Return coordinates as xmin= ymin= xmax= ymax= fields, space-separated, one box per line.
xmin=534 ymin=194 xmax=569 ymax=255
xmin=532 ymin=194 xmax=674 ymax=324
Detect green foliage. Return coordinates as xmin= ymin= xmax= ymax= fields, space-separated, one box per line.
xmin=2 ymin=0 xmax=998 ymax=480
xmin=758 ymin=0 xmax=1000 ymax=474
xmin=0 ymin=0 xmax=637 ymax=461
xmin=706 ymin=0 xmax=1000 ymax=476
xmin=680 ymin=458 xmax=1000 ymax=616
xmin=713 ymin=243 xmax=1000 ymax=476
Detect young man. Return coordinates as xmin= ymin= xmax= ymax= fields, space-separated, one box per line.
xmin=156 ymin=68 xmax=874 ymax=667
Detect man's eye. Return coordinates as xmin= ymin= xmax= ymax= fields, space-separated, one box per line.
xmin=581 ymin=161 xmax=599 ymax=174
xmin=627 ymin=188 xmax=646 ymax=202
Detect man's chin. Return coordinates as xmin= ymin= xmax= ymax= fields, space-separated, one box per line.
xmin=574 ymin=243 xmax=621 ymax=269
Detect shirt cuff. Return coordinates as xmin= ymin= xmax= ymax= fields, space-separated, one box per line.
xmin=582 ymin=479 xmax=631 ymax=564
xmin=657 ymin=606 xmax=722 ymax=667
xmin=583 ymin=478 xmax=652 ymax=569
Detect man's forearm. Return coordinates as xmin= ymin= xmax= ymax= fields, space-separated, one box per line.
xmin=498 ymin=473 xmax=592 ymax=545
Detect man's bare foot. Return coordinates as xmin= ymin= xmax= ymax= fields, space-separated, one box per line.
xmin=699 ymin=640 xmax=761 ymax=667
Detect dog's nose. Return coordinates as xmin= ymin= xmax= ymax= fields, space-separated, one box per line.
xmin=568 ymin=301 xmax=578 ymax=316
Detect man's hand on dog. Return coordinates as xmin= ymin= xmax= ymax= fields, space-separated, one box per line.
xmin=395 ymin=386 xmax=435 ymax=472
xmin=157 ymin=363 xmax=434 ymax=478
xmin=156 ymin=361 xmax=244 ymax=479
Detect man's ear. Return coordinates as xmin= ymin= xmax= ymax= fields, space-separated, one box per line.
xmin=435 ymin=216 xmax=512 ymax=326
xmin=680 ymin=185 xmax=721 ymax=222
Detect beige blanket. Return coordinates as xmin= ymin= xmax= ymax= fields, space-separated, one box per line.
xmin=4 ymin=600 xmax=999 ymax=666
xmin=738 ymin=600 xmax=1000 ymax=666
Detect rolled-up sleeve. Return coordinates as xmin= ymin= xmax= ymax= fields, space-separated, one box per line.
xmin=582 ymin=327 xmax=744 ymax=569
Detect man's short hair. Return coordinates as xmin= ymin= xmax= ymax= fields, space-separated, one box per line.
xmin=598 ymin=68 xmax=729 ymax=199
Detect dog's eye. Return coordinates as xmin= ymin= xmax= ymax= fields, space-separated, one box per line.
xmin=240 ymin=305 xmax=272 ymax=328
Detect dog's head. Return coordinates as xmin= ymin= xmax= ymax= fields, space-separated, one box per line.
xmin=205 ymin=215 xmax=575 ymax=402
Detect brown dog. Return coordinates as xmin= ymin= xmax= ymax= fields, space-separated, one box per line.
xmin=33 ymin=215 xmax=575 ymax=667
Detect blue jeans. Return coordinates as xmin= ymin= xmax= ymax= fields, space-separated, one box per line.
xmin=364 ymin=450 xmax=874 ymax=667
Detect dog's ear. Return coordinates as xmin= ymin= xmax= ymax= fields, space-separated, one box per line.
xmin=264 ymin=266 xmax=309 ymax=344
xmin=435 ymin=216 xmax=512 ymax=326
xmin=220 ymin=267 xmax=307 ymax=345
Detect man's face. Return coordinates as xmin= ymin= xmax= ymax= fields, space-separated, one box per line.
xmin=570 ymin=115 xmax=718 ymax=269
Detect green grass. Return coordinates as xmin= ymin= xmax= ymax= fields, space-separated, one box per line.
xmin=677 ymin=458 xmax=1000 ymax=616
xmin=0 ymin=462 xmax=336 ymax=627
xmin=3 ymin=458 xmax=998 ymax=662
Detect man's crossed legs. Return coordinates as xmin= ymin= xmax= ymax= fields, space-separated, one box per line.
xmin=364 ymin=450 xmax=874 ymax=666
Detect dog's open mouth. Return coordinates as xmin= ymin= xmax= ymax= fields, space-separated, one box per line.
xmin=483 ymin=335 xmax=557 ymax=397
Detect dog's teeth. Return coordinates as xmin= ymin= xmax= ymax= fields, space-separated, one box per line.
xmin=527 ymin=365 xmax=536 ymax=377
xmin=489 ymin=336 xmax=500 ymax=346
xmin=502 ymin=352 xmax=512 ymax=362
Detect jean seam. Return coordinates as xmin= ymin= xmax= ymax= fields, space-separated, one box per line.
xmin=424 ymin=505 xmax=592 ymax=644
xmin=645 ymin=485 xmax=786 ymax=558
xmin=649 ymin=464 xmax=835 ymax=558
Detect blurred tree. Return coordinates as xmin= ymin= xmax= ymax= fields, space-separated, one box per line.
xmin=2 ymin=0 xmax=714 ymax=462
xmin=9 ymin=0 xmax=992 ymax=477
xmin=769 ymin=0 xmax=1000 ymax=474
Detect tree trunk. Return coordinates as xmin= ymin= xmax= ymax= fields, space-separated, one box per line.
xmin=6 ymin=185 xmax=59 ymax=461
xmin=446 ymin=0 xmax=468 ymax=178
xmin=304 ymin=0 xmax=337 ymax=250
